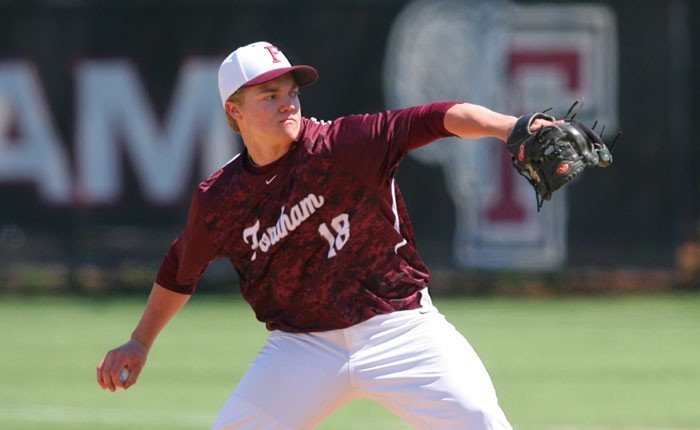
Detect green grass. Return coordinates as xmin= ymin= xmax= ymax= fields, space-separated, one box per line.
xmin=0 ymin=292 xmax=698 ymax=430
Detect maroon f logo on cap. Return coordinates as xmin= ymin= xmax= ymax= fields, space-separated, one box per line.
xmin=264 ymin=45 xmax=283 ymax=63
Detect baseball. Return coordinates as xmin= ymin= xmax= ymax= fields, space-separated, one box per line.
xmin=119 ymin=367 xmax=129 ymax=384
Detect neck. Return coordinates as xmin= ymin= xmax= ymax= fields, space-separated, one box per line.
xmin=245 ymin=141 xmax=293 ymax=167
xmin=239 ymin=122 xmax=299 ymax=167
xmin=246 ymin=152 xmax=261 ymax=167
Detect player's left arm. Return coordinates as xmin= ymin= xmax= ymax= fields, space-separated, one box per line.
xmin=443 ymin=103 xmax=555 ymax=141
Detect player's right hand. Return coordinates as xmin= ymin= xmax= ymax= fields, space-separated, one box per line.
xmin=96 ymin=337 xmax=149 ymax=392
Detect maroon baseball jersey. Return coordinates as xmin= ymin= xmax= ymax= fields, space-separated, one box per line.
xmin=156 ymin=102 xmax=459 ymax=332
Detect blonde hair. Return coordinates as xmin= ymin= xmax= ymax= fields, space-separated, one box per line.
xmin=225 ymin=88 xmax=246 ymax=133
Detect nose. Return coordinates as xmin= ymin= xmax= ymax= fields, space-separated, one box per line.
xmin=279 ymin=95 xmax=298 ymax=113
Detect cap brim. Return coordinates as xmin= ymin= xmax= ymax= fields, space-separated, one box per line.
xmin=243 ymin=65 xmax=319 ymax=89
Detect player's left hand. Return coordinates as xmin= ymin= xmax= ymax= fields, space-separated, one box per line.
xmin=529 ymin=116 xmax=563 ymax=131
xmin=506 ymin=108 xmax=618 ymax=210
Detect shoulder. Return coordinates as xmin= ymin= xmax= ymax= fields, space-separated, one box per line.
xmin=298 ymin=113 xmax=382 ymax=148
xmin=298 ymin=116 xmax=333 ymax=143
xmin=297 ymin=117 xmax=335 ymax=155
xmin=197 ymin=153 xmax=243 ymax=197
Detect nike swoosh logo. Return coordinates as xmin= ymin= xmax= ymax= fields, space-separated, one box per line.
xmin=265 ymin=175 xmax=278 ymax=185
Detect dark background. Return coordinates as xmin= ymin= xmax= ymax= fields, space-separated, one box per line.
xmin=0 ymin=0 xmax=697 ymax=292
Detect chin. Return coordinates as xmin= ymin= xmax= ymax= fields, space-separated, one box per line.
xmin=282 ymin=123 xmax=300 ymax=139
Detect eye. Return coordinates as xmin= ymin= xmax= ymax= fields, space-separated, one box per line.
xmin=290 ymin=90 xmax=300 ymax=98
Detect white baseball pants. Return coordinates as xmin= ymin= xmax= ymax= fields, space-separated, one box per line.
xmin=212 ymin=298 xmax=513 ymax=430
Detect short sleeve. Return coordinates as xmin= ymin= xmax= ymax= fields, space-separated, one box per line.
xmin=156 ymin=192 xmax=219 ymax=294
xmin=329 ymin=102 xmax=458 ymax=188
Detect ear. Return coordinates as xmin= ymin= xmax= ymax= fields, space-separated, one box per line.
xmin=225 ymin=102 xmax=242 ymax=120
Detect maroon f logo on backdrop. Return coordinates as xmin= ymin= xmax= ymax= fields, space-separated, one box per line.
xmin=264 ymin=45 xmax=282 ymax=63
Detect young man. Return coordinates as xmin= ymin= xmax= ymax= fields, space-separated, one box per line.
xmin=97 ymin=41 xmax=556 ymax=430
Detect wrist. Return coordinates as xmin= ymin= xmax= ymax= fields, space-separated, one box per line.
xmin=130 ymin=333 xmax=152 ymax=351
xmin=501 ymin=116 xmax=518 ymax=142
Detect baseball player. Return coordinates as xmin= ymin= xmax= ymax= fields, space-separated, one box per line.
xmin=96 ymin=41 xmax=557 ymax=430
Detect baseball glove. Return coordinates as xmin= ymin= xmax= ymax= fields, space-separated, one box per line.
xmin=506 ymin=108 xmax=617 ymax=210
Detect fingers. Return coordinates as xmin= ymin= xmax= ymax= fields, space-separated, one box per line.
xmin=97 ymin=352 xmax=126 ymax=392
xmin=97 ymin=352 xmax=123 ymax=392
xmin=124 ymin=365 xmax=143 ymax=389
xmin=96 ymin=357 xmax=110 ymax=390
xmin=96 ymin=343 xmax=146 ymax=392
xmin=530 ymin=118 xmax=565 ymax=132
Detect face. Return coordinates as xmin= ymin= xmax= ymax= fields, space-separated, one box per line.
xmin=226 ymin=73 xmax=302 ymax=145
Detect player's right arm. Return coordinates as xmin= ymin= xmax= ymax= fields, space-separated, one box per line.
xmin=97 ymin=190 xmax=219 ymax=392
xmin=96 ymin=283 xmax=190 ymax=392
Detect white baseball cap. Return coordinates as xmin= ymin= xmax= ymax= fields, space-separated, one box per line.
xmin=218 ymin=41 xmax=319 ymax=107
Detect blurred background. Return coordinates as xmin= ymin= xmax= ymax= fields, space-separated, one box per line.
xmin=1 ymin=1 xmax=699 ymax=430
xmin=0 ymin=0 xmax=698 ymax=294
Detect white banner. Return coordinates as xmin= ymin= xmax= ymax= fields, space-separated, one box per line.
xmin=0 ymin=58 xmax=238 ymax=206
xmin=384 ymin=0 xmax=618 ymax=269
